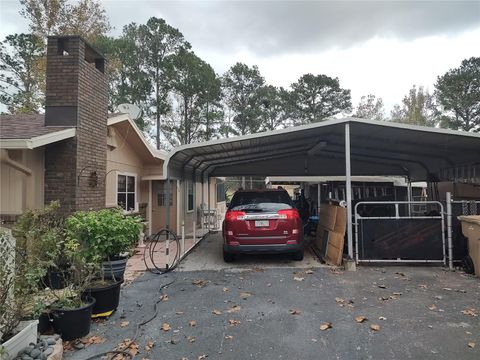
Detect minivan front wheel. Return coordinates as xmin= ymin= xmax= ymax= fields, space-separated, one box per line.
xmin=292 ymin=249 xmax=304 ymax=261
xmin=223 ymin=250 xmax=235 ymax=263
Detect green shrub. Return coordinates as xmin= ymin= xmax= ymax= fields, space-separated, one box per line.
xmin=65 ymin=208 xmax=141 ymax=264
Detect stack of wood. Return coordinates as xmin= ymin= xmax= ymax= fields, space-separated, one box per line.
xmin=314 ymin=203 xmax=347 ymax=265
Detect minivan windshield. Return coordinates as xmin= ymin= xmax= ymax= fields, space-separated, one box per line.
xmin=229 ymin=191 xmax=293 ymax=212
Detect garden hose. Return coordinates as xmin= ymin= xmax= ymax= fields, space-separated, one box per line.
xmin=143 ymin=228 xmax=181 ymax=274
xmin=83 ymin=277 xmax=176 ymax=360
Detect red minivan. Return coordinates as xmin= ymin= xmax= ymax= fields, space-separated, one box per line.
xmin=223 ymin=189 xmax=304 ymax=262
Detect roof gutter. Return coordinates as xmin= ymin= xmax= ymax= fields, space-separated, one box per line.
xmin=0 ymin=149 xmax=32 ymax=175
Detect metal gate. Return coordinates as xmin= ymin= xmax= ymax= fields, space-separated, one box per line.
xmin=354 ymin=201 xmax=445 ymax=265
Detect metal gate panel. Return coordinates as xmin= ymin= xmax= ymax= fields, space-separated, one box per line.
xmin=355 ymin=201 xmax=445 ymax=264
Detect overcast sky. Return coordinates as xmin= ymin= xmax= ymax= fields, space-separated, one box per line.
xmin=1 ymin=0 xmax=479 ymax=113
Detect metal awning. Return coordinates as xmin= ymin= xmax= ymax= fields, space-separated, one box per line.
xmin=164 ymin=117 xmax=480 ymax=182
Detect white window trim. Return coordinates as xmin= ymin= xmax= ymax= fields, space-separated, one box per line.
xmin=186 ymin=180 xmax=194 ymax=213
xmin=116 ymin=172 xmax=138 ymax=214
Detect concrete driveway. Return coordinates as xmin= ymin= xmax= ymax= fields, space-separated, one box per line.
xmin=64 ymin=238 xmax=479 ymax=360
xmin=177 ymin=232 xmax=325 ymax=272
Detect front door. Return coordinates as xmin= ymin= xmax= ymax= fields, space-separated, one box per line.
xmin=151 ymin=180 xmax=177 ymax=234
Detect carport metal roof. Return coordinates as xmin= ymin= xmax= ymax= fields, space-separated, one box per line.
xmin=164 ymin=117 xmax=480 ymax=182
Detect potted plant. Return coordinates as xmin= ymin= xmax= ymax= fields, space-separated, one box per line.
xmin=65 ymin=208 xmax=141 ymax=317
xmin=13 ymin=202 xmax=70 ymax=290
xmin=42 ymin=236 xmax=97 ymax=341
xmin=0 ymin=228 xmax=39 ymax=359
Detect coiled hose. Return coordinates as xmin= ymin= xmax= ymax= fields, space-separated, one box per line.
xmin=143 ymin=228 xmax=181 ymax=274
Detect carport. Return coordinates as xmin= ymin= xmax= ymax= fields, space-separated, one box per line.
xmin=162 ymin=117 xmax=480 ymax=268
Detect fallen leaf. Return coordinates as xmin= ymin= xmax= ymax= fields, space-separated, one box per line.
xmin=320 ymin=322 xmax=332 ymax=331
xmin=161 ymin=323 xmax=171 ymax=332
xmin=176 ymin=311 xmax=184 ymax=315
xmin=224 ymin=335 xmax=234 ymax=340
xmin=189 ymin=320 xmax=197 ymax=327
xmin=192 ymin=279 xmax=209 ymax=288
xmin=83 ymin=335 xmax=106 ymax=346
xmin=305 ymin=270 xmax=314 ymax=274
xmin=115 ymin=338 xmax=139 ymax=358
xmin=144 ymin=341 xmax=155 ymax=351
xmin=294 ymin=276 xmax=305 ymax=281
xmin=311 ymin=338 xmax=318 ymax=342
xmin=187 ymin=336 xmax=196 ymax=343
xmin=379 ymin=316 xmax=387 ymax=321
xmin=335 ymin=297 xmax=345 ymax=304
xmin=370 ymin=324 xmax=381 ymax=331
xmin=289 ymin=309 xmax=301 ymax=315
xmin=428 ymin=304 xmax=437 ymax=311
xmin=120 ymin=321 xmax=129 ymax=328
xmin=378 ymin=284 xmax=386 ymax=289
xmin=223 ymin=287 xmax=229 ymax=292
xmin=160 ymin=294 xmax=169 ymax=301
xmin=212 ymin=309 xmax=222 ymax=315
xmin=198 ymin=355 xmax=208 ymax=360
xmin=228 ymin=319 xmax=241 ymax=326
xmin=461 ymin=308 xmax=478 ymax=317
xmin=442 ymin=287 xmax=452 ymax=291
xmin=392 ymin=292 xmax=402 ymax=296
xmin=226 ymin=305 xmax=241 ymax=313
xmin=419 ymin=284 xmax=428 ymax=289
xmin=240 ymin=291 xmax=252 ymax=299
xmin=468 ymin=342 xmax=475 ymax=348
xmin=355 ymin=316 xmax=367 ymax=323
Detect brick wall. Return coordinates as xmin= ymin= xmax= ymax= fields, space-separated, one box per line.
xmin=44 ymin=36 xmax=107 ymax=214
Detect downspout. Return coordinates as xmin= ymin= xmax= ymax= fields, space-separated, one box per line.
xmin=0 ymin=149 xmax=32 ymax=175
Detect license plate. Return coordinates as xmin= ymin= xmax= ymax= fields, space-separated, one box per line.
xmin=255 ymin=220 xmax=269 ymax=227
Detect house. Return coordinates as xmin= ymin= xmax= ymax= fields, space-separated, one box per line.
xmin=0 ymin=35 xmax=224 ymax=236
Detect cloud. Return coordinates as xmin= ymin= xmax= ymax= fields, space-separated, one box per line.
xmin=107 ymin=0 xmax=480 ymax=56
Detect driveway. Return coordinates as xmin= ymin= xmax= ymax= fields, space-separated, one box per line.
xmin=65 ymin=237 xmax=479 ymax=360
xmin=177 ymin=232 xmax=325 ymax=271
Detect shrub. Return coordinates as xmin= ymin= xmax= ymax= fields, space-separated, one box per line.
xmin=65 ymin=208 xmax=142 ymax=264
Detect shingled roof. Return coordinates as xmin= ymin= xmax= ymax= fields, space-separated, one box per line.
xmin=0 ymin=114 xmax=74 ymax=139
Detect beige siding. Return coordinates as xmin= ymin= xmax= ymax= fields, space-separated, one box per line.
xmin=0 ymin=148 xmax=44 ymax=215
xmin=106 ymin=130 xmax=146 ymax=208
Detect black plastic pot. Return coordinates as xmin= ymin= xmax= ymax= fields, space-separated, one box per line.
xmin=38 ymin=312 xmax=53 ymax=334
xmin=84 ymin=280 xmax=123 ymax=316
xmin=44 ymin=267 xmax=71 ymax=289
xmin=102 ymin=256 xmax=128 ymax=281
xmin=51 ymin=297 xmax=95 ymax=341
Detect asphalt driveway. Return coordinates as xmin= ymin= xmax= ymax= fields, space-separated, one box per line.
xmin=65 ymin=258 xmax=479 ymax=359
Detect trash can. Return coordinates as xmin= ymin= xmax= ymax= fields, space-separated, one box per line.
xmin=457 ymin=215 xmax=480 ymax=277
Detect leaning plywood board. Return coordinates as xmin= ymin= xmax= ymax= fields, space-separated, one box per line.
xmin=325 ymin=232 xmax=344 ymax=266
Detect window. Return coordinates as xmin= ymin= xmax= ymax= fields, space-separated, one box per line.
xmin=157 ymin=181 xmax=173 ymax=206
xmin=216 ymin=181 xmax=226 ymax=203
xmin=187 ymin=181 xmax=194 ymax=212
xmin=117 ymin=174 xmax=136 ymax=211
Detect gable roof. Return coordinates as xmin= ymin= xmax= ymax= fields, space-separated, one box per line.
xmin=0 ymin=114 xmax=76 ymax=149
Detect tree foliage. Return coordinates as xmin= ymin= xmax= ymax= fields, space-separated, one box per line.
xmin=390 ymin=85 xmax=438 ymax=127
xmin=137 ymin=17 xmax=190 ymax=149
xmin=163 ymin=49 xmax=221 ymax=145
xmin=20 ymin=0 xmax=111 ymax=42
xmin=257 ymin=85 xmax=290 ymax=131
xmin=289 ymin=74 xmax=351 ymax=124
xmin=222 ymin=63 xmax=265 ymax=135
xmin=435 ymin=57 xmax=480 ymax=132
xmin=0 ymin=33 xmax=45 ymax=114
xmin=354 ymin=94 xmax=385 ymax=121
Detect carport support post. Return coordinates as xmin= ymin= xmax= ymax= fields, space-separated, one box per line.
xmin=345 ymin=123 xmax=354 ymax=259
xmin=165 ymin=176 xmax=171 ymax=269
xmin=207 ymin=176 xmax=211 ymax=231
xmin=446 ymin=191 xmax=453 ymax=270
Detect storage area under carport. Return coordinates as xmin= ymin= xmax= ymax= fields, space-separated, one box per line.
xmin=160 ymin=117 xmax=480 ymax=270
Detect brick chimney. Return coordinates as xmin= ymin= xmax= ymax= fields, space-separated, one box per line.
xmin=44 ymin=36 xmax=108 ymax=214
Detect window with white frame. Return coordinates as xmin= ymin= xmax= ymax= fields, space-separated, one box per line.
xmin=117 ymin=174 xmax=136 ymax=211
xmin=187 ymin=180 xmax=194 ymax=212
